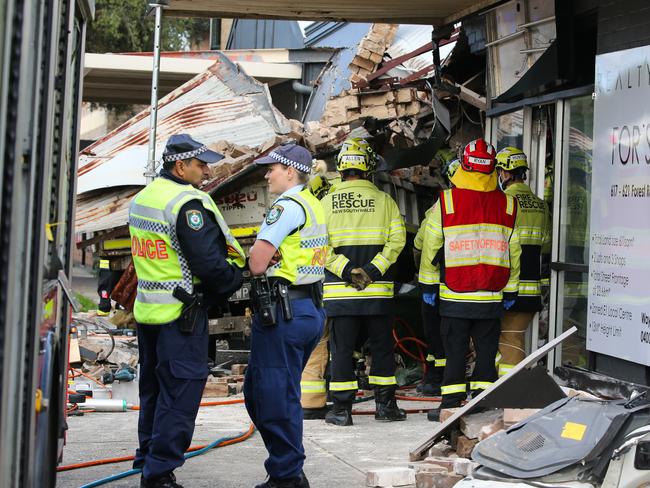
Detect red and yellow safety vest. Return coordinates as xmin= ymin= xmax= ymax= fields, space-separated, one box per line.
xmin=440 ymin=188 xmax=517 ymax=292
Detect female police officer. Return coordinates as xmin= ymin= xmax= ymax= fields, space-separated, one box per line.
xmin=245 ymin=144 xmax=327 ymax=488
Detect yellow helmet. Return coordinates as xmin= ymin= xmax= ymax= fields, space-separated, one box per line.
xmin=336 ymin=137 xmax=377 ymax=173
xmin=496 ymin=147 xmax=528 ymax=172
xmin=443 ymin=158 xmax=461 ymax=180
xmin=308 ymin=174 xmax=331 ymax=200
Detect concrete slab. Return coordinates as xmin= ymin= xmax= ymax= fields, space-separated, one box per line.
xmin=56 ymin=394 xmax=437 ymax=488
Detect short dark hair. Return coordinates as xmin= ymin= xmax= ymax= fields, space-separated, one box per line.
xmin=162 ymin=158 xmax=190 ymax=171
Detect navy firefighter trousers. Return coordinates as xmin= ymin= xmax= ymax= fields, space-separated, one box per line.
xmin=134 ymin=312 xmax=209 ymax=480
xmin=244 ymin=297 xmax=325 ymax=479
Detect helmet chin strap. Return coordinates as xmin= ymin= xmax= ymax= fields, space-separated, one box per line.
xmin=498 ymin=173 xmax=511 ymax=191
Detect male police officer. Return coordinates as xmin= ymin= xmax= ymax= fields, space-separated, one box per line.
xmin=495 ymin=147 xmax=551 ymax=376
xmin=322 ymin=138 xmax=407 ymax=426
xmin=246 ymin=144 xmax=327 ymax=488
xmin=129 ymin=134 xmax=246 ymax=488
xmin=420 ymin=139 xmax=521 ymax=421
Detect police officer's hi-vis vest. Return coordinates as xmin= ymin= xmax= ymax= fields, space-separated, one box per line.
xmin=440 ymin=188 xmax=517 ymax=292
xmin=129 ymin=177 xmax=246 ymax=325
xmin=265 ymin=188 xmax=328 ymax=285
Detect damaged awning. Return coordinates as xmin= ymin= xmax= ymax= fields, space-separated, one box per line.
xmin=76 ymin=52 xmax=293 ymax=233
xmin=492 ymin=40 xmax=564 ymax=105
xmin=77 ymin=52 xmax=289 ymax=195
xmin=83 ymin=51 xmax=309 ymax=104
xmin=164 ymin=0 xmax=504 ymax=26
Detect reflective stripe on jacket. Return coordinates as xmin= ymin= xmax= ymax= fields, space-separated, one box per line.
xmin=419 ymin=190 xmax=521 ymax=319
xmin=504 ymin=182 xmax=551 ymax=312
xmin=322 ymin=179 xmax=406 ymax=316
xmin=129 ymin=177 xmax=246 ymax=324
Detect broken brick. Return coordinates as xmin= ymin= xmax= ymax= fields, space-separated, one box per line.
xmin=459 ymin=409 xmax=503 ymax=440
xmin=453 ymin=458 xmax=478 ymax=477
xmin=503 ymin=408 xmax=539 ymax=427
xmin=231 ymin=364 xmax=247 ymax=375
xmin=351 ymin=55 xmax=377 ymax=72
xmin=439 ymin=408 xmax=460 ymax=423
xmin=422 ymin=456 xmax=454 ymax=472
xmin=366 ymin=467 xmax=415 ymax=487
xmin=455 ymin=435 xmax=478 ymax=458
xmin=415 ymin=471 xmax=464 ymax=488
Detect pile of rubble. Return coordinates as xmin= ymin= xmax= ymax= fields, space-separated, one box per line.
xmin=203 ymin=364 xmax=247 ymax=398
xmin=349 ymin=23 xmax=400 ymax=85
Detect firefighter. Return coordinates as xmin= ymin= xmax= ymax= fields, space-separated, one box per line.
xmin=413 ymin=157 xmax=460 ymax=395
xmin=129 ymin=134 xmax=246 ymax=488
xmin=421 ymin=139 xmax=521 ymax=421
xmin=246 ymin=144 xmax=327 ymax=488
xmin=300 ymin=169 xmax=333 ymax=420
xmin=322 ymin=137 xmax=407 ymax=426
xmin=96 ymin=256 xmax=122 ymax=316
xmin=495 ymin=147 xmax=551 ymax=376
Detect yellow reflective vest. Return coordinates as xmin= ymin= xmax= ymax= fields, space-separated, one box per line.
xmin=266 ymin=188 xmax=328 ymax=285
xmin=322 ymin=179 xmax=406 ymax=316
xmin=504 ymin=182 xmax=551 ymax=311
xmin=129 ymin=177 xmax=245 ymax=325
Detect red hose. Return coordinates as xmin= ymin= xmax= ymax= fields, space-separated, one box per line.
xmin=57 ymin=423 xmax=255 ymax=472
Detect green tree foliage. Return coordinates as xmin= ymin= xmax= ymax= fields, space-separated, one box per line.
xmin=87 ymin=0 xmax=210 ymax=53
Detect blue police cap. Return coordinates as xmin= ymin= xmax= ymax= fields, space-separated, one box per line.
xmin=255 ymin=144 xmax=313 ymax=174
xmin=162 ymin=134 xmax=224 ymax=164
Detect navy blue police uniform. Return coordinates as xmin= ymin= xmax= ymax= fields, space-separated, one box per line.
xmin=243 ymin=145 xmax=327 ymax=488
xmin=130 ymin=135 xmax=243 ymax=488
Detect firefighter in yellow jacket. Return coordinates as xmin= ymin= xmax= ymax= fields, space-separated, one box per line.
xmin=495 ymin=147 xmax=551 ymax=376
xmin=322 ymin=138 xmax=407 ymax=426
xmin=413 ymin=157 xmax=461 ymax=395
xmin=420 ymin=139 xmax=521 ymax=421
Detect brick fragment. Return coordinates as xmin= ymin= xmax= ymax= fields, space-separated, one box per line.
xmin=415 ymin=471 xmax=464 ymax=488
xmin=366 ymin=467 xmax=416 ymax=487
xmin=455 ymin=435 xmax=478 ymax=458
xmin=503 ymin=408 xmax=539 ymax=427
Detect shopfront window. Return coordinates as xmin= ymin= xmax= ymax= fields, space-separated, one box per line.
xmin=494 ymin=110 xmax=524 ymax=151
xmin=555 ymin=96 xmax=593 ymax=367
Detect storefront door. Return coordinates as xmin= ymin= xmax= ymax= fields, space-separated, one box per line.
xmin=549 ymin=95 xmax=594 ymax=369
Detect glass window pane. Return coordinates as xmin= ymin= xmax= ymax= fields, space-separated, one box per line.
xmin=556 ymin=96 xmax=594 ymax=367
xmin=494 ymin=110 xmax=524 ymax=151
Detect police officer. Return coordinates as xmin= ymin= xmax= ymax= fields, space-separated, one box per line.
xmin=420 ymin=139 xmax=521 ymax=421
xmin=245 ymin=144 xmax=327 ymax=488
xmin=413 ymin=158 xmax=460 ymax=395
xmin=322 ymin=138 xmax=407 ymax=426
xmin=129 ymin=134 xmax=246 ymax=488
xmin=495 ymin=147 xmax=551 ymax=376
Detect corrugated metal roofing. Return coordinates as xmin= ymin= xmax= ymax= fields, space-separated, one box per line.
xmin=75 ymin=52 xmax=293 ymax=234
xmin=77 ymin=52 xmax=289 ymax=194
xmin=75 ymin=186 xmax=140 ymax=234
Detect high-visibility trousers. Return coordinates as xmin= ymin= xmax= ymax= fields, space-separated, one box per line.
xmin=497 ymin=311 xmax=534 ymax=377
xmin=300 ymin=320 xmax=330 ymax=409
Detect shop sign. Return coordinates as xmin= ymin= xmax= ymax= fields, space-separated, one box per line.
xmin=588 ymin=45 xmax=650 ymax=365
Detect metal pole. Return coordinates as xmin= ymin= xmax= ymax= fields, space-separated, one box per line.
xmin=146 ymin=2 xmax=166 ymax=183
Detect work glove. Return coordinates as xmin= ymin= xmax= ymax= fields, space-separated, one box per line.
xmin=502 ymin=291 xmax=517 ymax=310
xmin=350 ymin=267 xmax=372 ymax=291
xmin=422 ymin=292 xmax=437 ymax=307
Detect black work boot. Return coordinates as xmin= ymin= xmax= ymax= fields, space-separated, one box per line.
xmin=427 ymin=400 xmax=462 ymax=422
xmin=325 ymin=402 xmax=353 ymax=426
xmin=255 ymin=472 xmax=310 ymax=487
xmin=302 ymin=406 xmax=328 ymax=420
xmin=140 ymin=472 xmax=183 ymax=488
xmin=374 ymin=386 xmax=407 ymax=422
